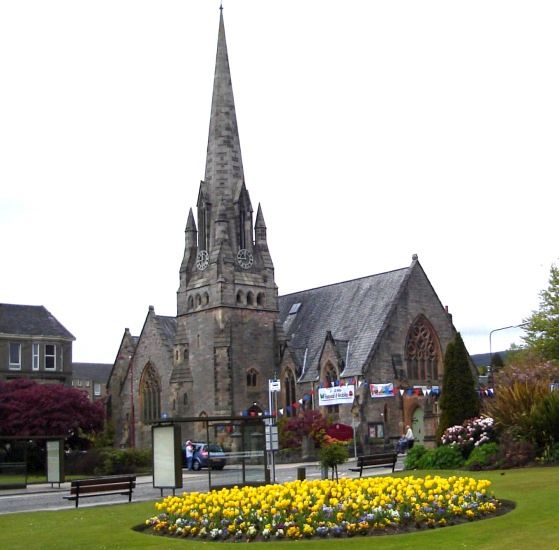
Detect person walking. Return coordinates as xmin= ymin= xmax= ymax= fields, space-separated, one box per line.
xmin=405 ymin=425 xmax=415 ymax=450
xmin=185 ymin=440 xmax=194 ymax=470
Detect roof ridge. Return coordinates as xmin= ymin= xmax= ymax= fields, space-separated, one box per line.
xmin=279 ymin=266 xmax=410 ymax=298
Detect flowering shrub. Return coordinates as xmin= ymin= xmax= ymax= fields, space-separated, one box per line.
xmin=441 ymin=417 xmax=496 ymax=457
xmin=279 ymin=410 xmax=330 ymax=448
xmin=145 ymin=475 xmax=500 ymax=541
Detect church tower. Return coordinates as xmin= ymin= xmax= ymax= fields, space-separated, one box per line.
xmin=174 ymin=9 xmax=279 ymax=418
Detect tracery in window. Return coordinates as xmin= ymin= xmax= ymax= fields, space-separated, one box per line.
xmin=140 ymin=363 xmax=161 ymax=423
xmin=405 ymin=315 xmax=441 ymax=381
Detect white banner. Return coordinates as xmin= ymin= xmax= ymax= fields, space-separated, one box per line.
xmin=370 ymin=382 xmax=394 ymax=398
xmin=318 ymin=385 xmax=355 ymax=406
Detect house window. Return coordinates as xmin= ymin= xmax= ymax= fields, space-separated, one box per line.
xmin=9 ymin=343 xmax=21 ymax=370
xmin=85 ymin=380 xmax=91 ymax=387
xmin=94 ymin=383 xmax=101 ymax=396
xmin=32 ymin=343 xmax=40 ymax=370
xmin=77 ymin=379 xmax=82 ymax=387
xmin=45 ymin=344 xmax=56 ymax=370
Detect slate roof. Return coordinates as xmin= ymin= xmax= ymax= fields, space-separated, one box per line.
xmin=278 ymin=266 xmax=412 ymax=382
xmin=0 ymin=303 xmax=75 ymax=340
xmin=155 ymin=315 xmax=177 ymax=349
xmin=72 ymin=362 xmax=113 ymax=384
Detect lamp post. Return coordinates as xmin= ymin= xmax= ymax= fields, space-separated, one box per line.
xmin=488 ymin=323 xmax=529 ymax=382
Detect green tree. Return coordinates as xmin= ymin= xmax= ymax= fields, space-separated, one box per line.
xmin=437 ymin=333 xmax=480 ymax=438
xmin=491 ymin=352 xmax=504 ymax=370
xmin=522 ymin=263 xmax=559 ymax=362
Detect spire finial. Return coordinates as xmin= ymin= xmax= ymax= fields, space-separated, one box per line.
xmin=220 ymin=2 xmax=223 ymax=11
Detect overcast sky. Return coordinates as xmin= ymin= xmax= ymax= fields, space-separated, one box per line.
xmin=1 ymin=1 xmax=557 ymax=364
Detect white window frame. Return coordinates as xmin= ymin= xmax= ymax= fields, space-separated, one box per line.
xmin=93 ymin=383 xmax=101 ymax=397
xmin=32 ymin=343 xmax=40 ymax=370
xmin=77 ymin=379 xmax=82 ymax=387
xmin=45 ymin=344 xmax=56 ymax=370
xmin=9 ymin=343 xmax=22 ymax=370
xmin=85 ymin=380 xmax=90 ymax=387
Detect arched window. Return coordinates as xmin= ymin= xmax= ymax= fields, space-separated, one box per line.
xmin=187 ymin=296 xmax=194 ymax=310
xmin=257 ymin=292 xmax=265 ymax=307
xmin=283 ymin=369 xmax=297 ymax=417
xmin=140 ymin=363 xmax=161 ymax=423
xmin=196 ymin=294 xmax=202 ymax=307
xmin=236 ymin=290 xmax=244 ymax=305
xmin=405 ymin=315 xmax=441 ymax=381
xmin=246 ymin=368 xmax=258 ymax=387
xmin=183 ymin=345 xmax=189 ymax=363
xmin=203 ymin=292 xmax=209 ymax=305
xmin=323 ymin=362 xmax=339 ymax=413
xmin=247 ymin=292 xmax=254 ymax=306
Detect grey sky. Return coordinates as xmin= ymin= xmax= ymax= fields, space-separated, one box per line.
xmin=1 ymin=1 xmax=557 ymax=363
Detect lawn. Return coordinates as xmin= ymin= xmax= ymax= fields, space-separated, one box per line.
xmin=1 ymin=467 xmax=558 ymax=549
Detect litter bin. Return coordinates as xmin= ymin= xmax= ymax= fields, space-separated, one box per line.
xmin=297 ymin=467 xmax=306 ymax=481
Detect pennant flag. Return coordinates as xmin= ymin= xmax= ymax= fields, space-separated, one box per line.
xmin=399 ymin=389 xmax=405 ymax=396
xmin=278 ymin=408 xmax=284 ymax=415
xmin=298 ymin=398 xmax=303 ymax=404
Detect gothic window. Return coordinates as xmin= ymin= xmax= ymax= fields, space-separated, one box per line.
xmin=405 ymin=315 xmax=441 ymax=381
xmin=239 ymin=207 xmax=246 ymax=250
xmin=140 ymin=363 xmax=161 ymax=423
xmin=236 ymin=290 xmax=244 ymax=304
xmin=198 ymin=204 xmax=209 ymax=251
xmin=187 ymin=296 xmax=194 ymax=310
xmin=203 ymin=292 xmax=209 ymax=305
xmin=247 ymin=292 xmax=254 ymax=306
xmin=257 ymin=292 xmax=265 ymax=307
xmin=283 ymin=369 xmax=297 ymax=417
xmin=323 ymin=362 xmax=339 ymax=413
xmin=246 ymin=368 xmax=258 ymax=388
xmin=183 ymin=345 xmax=189 ymax=363
xmin=196 ymin=294 xmax=202 ymax=307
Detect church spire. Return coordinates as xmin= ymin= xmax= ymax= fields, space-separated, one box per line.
xmin=204 ymin=8 xmax=244 ymax=201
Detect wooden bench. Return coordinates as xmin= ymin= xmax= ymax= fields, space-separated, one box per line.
xmin=63 ymin=475 xmax=136 ymax=508
xmin=348 ymin=452 xmax=398 ymax=477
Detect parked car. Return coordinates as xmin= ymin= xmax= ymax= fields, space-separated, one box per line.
xmin=183 ymin=442 xmax=226 ymax=470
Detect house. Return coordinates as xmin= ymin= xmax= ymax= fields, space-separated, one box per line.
xmin=0 ymin=303 xmax=75 ymax=385
xmin=71 ymin=362 xmax=113 ymax=401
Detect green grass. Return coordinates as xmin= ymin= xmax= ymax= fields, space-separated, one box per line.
xmin=1 ymin=467 xmax=558 ymax=549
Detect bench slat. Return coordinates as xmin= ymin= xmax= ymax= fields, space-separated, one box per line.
xmin=64 ymin=475 xmax=136 ymax=508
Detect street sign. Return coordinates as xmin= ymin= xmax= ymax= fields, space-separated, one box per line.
xmin=269 ymin=379 xmax=281 ymax=392
xmin=265 ymin=425 xmax=279 ymax=451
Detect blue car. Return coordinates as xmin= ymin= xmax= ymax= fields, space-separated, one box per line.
xmin=183 ymin=442 xmax=226 ymax=470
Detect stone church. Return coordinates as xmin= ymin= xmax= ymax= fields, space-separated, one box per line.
xmin=107 ymin=10 xmax=464 ymax=451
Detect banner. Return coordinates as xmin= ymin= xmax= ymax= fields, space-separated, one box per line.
xmin=318 ymin=385 xmax=355 ymax=406
xmin=370 ymin=383 xmax=394 ymax=398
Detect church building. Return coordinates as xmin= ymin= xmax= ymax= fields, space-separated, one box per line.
xmin=107 ymin=10 xmax=464 ymax=451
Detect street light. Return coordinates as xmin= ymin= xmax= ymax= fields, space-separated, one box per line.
xmin=488 ymin=322 xmax=529 ymax=371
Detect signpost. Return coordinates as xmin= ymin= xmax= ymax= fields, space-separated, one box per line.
xmin=267 ymin=379 xmax=281 ymax=482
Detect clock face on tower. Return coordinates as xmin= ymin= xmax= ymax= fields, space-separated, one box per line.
xmin=237 ymin=249 xmax=253 ymax=269
xmin=196 ymin=250 xmax=209 ymax=271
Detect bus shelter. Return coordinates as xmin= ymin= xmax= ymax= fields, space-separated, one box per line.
xmin=152 ymin=415 xmax=271 ymax=493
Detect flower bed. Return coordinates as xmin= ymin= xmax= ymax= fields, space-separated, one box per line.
xmin=145 ymin=475 xmax=500 ymax=542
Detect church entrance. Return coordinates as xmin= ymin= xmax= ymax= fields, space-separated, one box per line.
xmin=412 ymin=407 xmax=424 ymax=445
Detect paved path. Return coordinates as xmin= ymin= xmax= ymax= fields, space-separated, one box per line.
xmin=0 ymin=455 xmax=406 ymax=515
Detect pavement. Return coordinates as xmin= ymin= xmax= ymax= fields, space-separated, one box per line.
xmin=0 ymin=454 xmax=406 ymax=515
